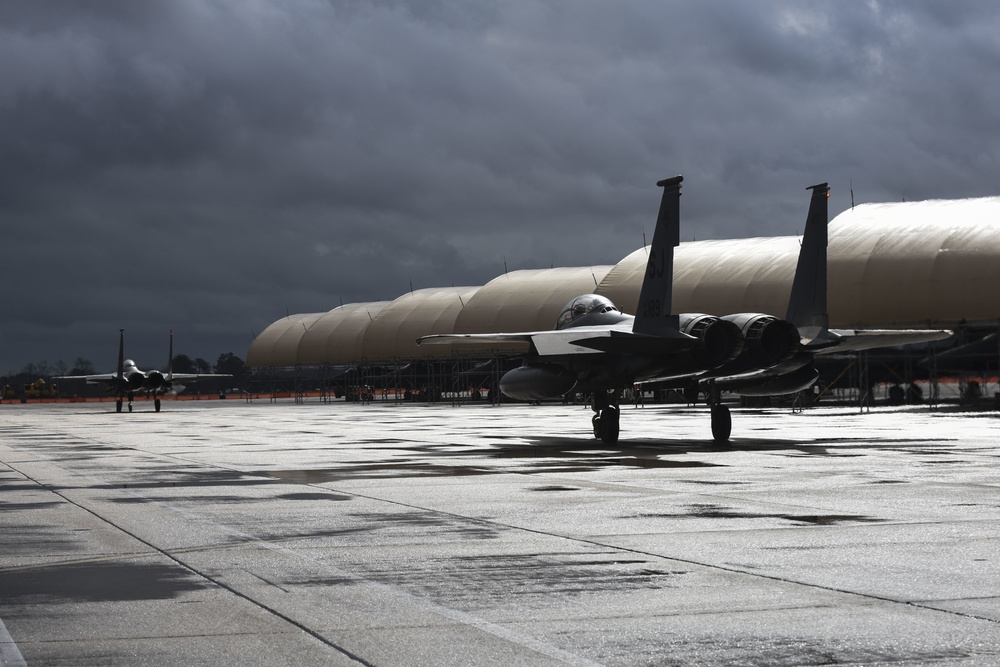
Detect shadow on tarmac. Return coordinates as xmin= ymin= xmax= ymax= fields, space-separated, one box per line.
xmin=0 ymin=561 xmax=209 ymax=603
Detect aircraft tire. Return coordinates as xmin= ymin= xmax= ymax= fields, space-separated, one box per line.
xmin=116 ymin=400 xmax=123 ymax=413
xmin=711 ymin=404 xmax=731 ymax=443
xmin=154 ymin=398 xmax=161 ymax=412
xmin=600 ymin=407 xmax=620 ymax=445
xmin=592 ymin=414 xmax=603 ymax=439
xmin=128 ymin=403 xmax=133 ymax=413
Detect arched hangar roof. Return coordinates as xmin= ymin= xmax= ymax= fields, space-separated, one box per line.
xmin=361 ymin=287 xmax=481 ymax=361
xmin=833 ymin=197 xmax=1000 ymax=328
xmin=298 ymin=301 xmax=391 ymax=365
xmin=246 ymin=312 xmax=326 ymax=368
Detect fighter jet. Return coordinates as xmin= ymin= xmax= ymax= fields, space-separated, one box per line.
xmin=418 ymin=176 xmax=803 ymax=443
xmin=56 ymin=329 xmax=230 ymax=412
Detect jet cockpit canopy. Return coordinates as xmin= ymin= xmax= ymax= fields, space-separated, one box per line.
xmin=555 ymin=294 xmax=627 ymax=330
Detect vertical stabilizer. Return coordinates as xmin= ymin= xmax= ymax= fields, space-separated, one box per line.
xmin=786 ymin=183 xmax=831 ymax=343
xmin=633 ymin=176 xmax=683 ymax=337
xmin=116 ymin=329 xmax=125 ymax=381
xmin=167 ymin=330 xmax=174 ymax=381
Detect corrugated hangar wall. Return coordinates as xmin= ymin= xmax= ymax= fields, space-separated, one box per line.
xmin=248 ymin=196 xmax=1000 ymax=368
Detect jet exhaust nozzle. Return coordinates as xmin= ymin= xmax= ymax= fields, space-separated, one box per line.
xmin=499 ymin=364 xmax=577 ymax=401
xmin=145 ymin=370 xmax=165 ymax=391
xmin=723 ymin=313 xmax=800 ymax=366
xmin=679 ymin=314 xmax=744 ymax=367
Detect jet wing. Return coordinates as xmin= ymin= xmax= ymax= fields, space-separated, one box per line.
xmin=54 ymin=372 xmax=229 ymax=383
xmin=418 ymin=326 xmax=696 ymax=357
xmin=567 ymin=329 xmax=696 ymax=356
xmin=810 ymin=329 xmax=953 ymax=355
xmin=52 ymin=373 xmax=121 ymax=385
xmin=417 ymin=330 xmax=602 ymax=355
xmin=417 ymin=333 xmax=535 ymax=345
xmin=416 ymin=333 xmax=534 ymax=353
xmin=167 ymin=373 xmax=231 ymax=381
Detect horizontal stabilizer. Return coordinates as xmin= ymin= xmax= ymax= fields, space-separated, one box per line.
xmin=707 ymin=362 xmax=820 ymax=396
xmin=52 ymin=373 xmax=120 ymax=385
xmin=812 ymin=329 xmax=952 ymax=354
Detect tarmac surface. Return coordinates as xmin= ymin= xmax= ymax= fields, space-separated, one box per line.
xmin=1 ymin=398 xmax=999 ymax=666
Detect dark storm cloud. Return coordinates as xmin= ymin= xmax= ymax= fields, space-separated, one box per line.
xmin=2 ymin=1 xmax=998 ymax=373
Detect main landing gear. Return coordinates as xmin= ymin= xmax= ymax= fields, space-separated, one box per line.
xmin=116 ymin=393 xmax=135 ymax=413
xmin=591 ymin=390 xmax=621 ymax=444
xmin=706 ymin=381 xmax=731 ymax=443
xmin=588 ymin=384 xmax=732 ymax=444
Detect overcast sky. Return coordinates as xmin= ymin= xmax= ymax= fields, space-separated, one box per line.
xmin=2 ymin=1 xmax=998 ymax=374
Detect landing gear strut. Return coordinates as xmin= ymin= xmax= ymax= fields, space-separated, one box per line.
xmin=591 ymin=389 xmax=621 ymax=444
xmin=706 ymin=381 xmax=731 ymax=443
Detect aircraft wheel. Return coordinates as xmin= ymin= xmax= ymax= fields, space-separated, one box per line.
xmin=711 ymin=404 xmax=731 ymax=443
xmin=592 ymin=414 xmax=603 ymax=439
xmin=116 ymin=400 xmax=123 ymax=413
xmin=600 ymin=407 xmax=620 ymax=445
xmin=154 ymin=398 xmax=161 ymax=412
xmin=128 ymin=402 xmax=133 ymax=413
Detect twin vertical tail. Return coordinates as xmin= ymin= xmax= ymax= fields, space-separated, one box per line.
xmin=633 ymin=175 xmax=683 ymax=338
xmin=786 ymin=183 xmax=831 ymax=344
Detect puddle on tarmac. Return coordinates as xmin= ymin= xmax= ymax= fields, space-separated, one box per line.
xmin=639 ymin=503 xmax=884 ymax=525
xmin=276 ymin=492 xmax=352 ymax=501
xmin=264 ymin=463 xmax=493 ymax=483
xmin=529 ymin=485 xmax=580 ymax=492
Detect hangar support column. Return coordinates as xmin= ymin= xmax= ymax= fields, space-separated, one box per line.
xmin=854 ymin=351 xmax=871 ymax=413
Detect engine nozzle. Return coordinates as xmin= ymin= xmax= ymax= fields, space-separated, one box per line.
xmin=678 ymin=314 xmax=744 ymax=367
xmin=145 ymin=370 xmax=165 ymax=391
xmin=722 ymin=313 xmax=800 ymax=366
xmin=125 ymin=372 xmax=146 ymax=390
